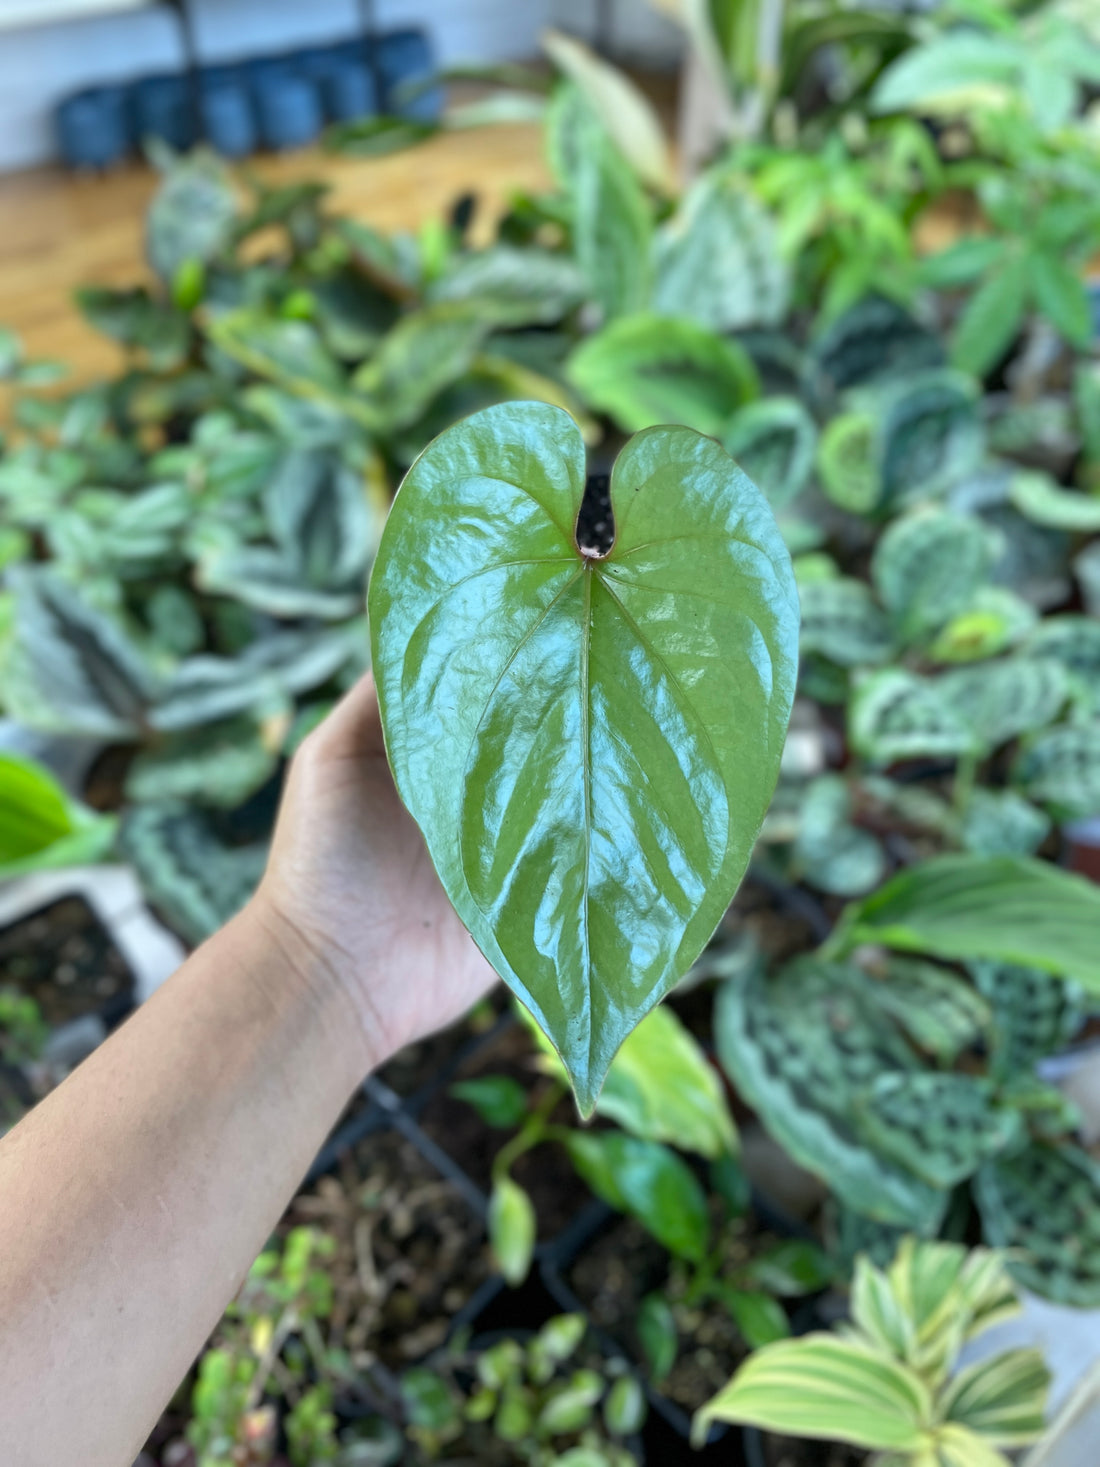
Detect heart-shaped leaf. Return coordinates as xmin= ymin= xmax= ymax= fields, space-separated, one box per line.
xmin=368 ymin=401 xmax=798 ymax=1112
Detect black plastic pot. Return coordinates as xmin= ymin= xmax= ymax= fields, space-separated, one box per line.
xmin=56 ymin=86 xmax=133 ymax=169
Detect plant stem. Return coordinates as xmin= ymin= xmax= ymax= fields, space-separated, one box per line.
xmin=491 ymin=1080 xmax=566 ymax=1185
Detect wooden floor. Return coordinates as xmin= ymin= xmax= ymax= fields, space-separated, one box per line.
xmin=0 ymin=123 xmax=551 ymax=382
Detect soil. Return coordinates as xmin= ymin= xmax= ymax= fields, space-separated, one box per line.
xmin=760 ymin=1432 xmax=868 ymax=1467
xmin=0 ymin=896 xmax=134 ymax=1027
xmin=568 ymin=1208 xmax=785 ymax=1415
xmin=417 ymin=1019 xmax=591 ymax=1241
xmin=282 ymin=1125 xmax=492 ymax=1373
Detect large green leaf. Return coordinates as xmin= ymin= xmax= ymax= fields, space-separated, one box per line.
xmin=368 ymin=402 xmax=797 ymax=1111
xmin=566 ymin=314 xmax=758 ymax=437
xmin=833 ymin=854 xmax=1100 ymax=992
xmin=693 ymin=1335 xmax=932 ymax=1450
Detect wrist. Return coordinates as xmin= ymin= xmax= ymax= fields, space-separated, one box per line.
xmin=232 ymin=889 xmax=389 ymax=1083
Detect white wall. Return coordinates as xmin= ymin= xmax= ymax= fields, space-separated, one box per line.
xmin=0 ymin=0 xmax=554 ymax=172
xmin=548 ymin=0 xmax=682 ymax=66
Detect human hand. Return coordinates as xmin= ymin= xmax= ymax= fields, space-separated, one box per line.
xmin=252 ymin=673 xmax=497 ymax=1072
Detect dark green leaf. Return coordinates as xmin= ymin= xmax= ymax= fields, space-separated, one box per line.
xmin=950 ymin=254 xmax=1030 ymax=381
xmin=450 ymin=1076 xmax=529 ymax=1129
xmin=566 ymin=1132 xmax=710 ymax=1261
xmin=1029 ymin=251 xmax=1093 ymax=348
xmin=742 ymin=1240 xmax=834 ymax=1298
xmin=714 ymin=959 xmax=949 ymax=1230
xmin=637 ymin=1291 xmax=677 ymax=1381
xmin=718 ymin=1288 xmax=791 ymax=1351
xmin=368 ymin=403 xmax=797 ymax=1110
xmin=975 ymin=1143 xmax=1100 ymax=1305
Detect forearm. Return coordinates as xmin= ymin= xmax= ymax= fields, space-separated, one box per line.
xmin=0 ymin=897 xmax=378 ymax=1467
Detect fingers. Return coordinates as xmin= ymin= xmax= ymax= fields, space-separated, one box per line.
xmin=308 ymin=671 xmax=388 ymax=762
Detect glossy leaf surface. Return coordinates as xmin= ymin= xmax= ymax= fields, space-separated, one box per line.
xmin=369 ymin=402 xmax=797 ymax=1111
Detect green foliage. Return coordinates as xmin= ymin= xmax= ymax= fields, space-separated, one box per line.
xmin=721 ymin=396 xmax=817 ymax=509
xmin=120 ymin=804 xmax=267 ymax=947
xmin=714 ymin=957 xmax=948 ymax=1229
xmin=939 ymin=656 xmax=1068 ymax=752
xmin=567 ymin=102 xmax=654 ymax=321
xmin=832 ymin=854 xmax=1100 ymax=993
xmin=368 ymin=403 xmax=797 ymax=1112
xmin=1014 ymin=722 xmax=1100 ymax=819
xmin=806 ymin=297 xmax=945 ymax=406
xmin=971 ymin=961 xmax=1083 ymax=1086
xmin=798 ymin=578 xmax=894 ymax=668
xmin=653 ymin=169 xmax=789 ymax=331
xmin=792 ymin=774 xmax=886 ymax=897
xmin=489 ymin=1174 xmax=537 ymax=1286
xmin=1 ymin=568 xmax=161 ymax=738
xmin=566 ymin=313 xmax=759 ymax=436
xmin=566 ymin=1132 xmax=709 ymax=1263
xmin=0 ymin=987 xmax=48 ymax=1067
xmin=403 ymin=1310 xmax=644 ymax=1464
xmin=696 ymin=1238 xmax=1049 ymax=1460
xmin=975 ymin=1144 xmax=1100 ymax=1306
xmin=0 ymin=751 xmax=116 ymax=878
xmin=850 ymin=668 xmax=974 ymax=766
xmin=872 ymin=509 xmax=998 ymax=642
xmin=872 ymin=12 xmax=1100 ymax=135
xmin=428 ymin=246 xmax=586 ymax=327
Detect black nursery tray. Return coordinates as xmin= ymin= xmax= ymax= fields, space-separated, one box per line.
xmin=0 ymin=895 xmax=136 ymax=1031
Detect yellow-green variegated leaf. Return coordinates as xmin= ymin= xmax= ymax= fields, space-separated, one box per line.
xmin=540 ymin=29 xmax=676 ymax=193
xmin=941 ymin=1349 xmax=1050 ymax=1447
xmin=519 ymin=1000 xmax=737 ymax=1159
xmin=692 ymin=1335 xmax=932 ymax=1450
xmin=932 ymin=1424 xmax=1014 ymax=1467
